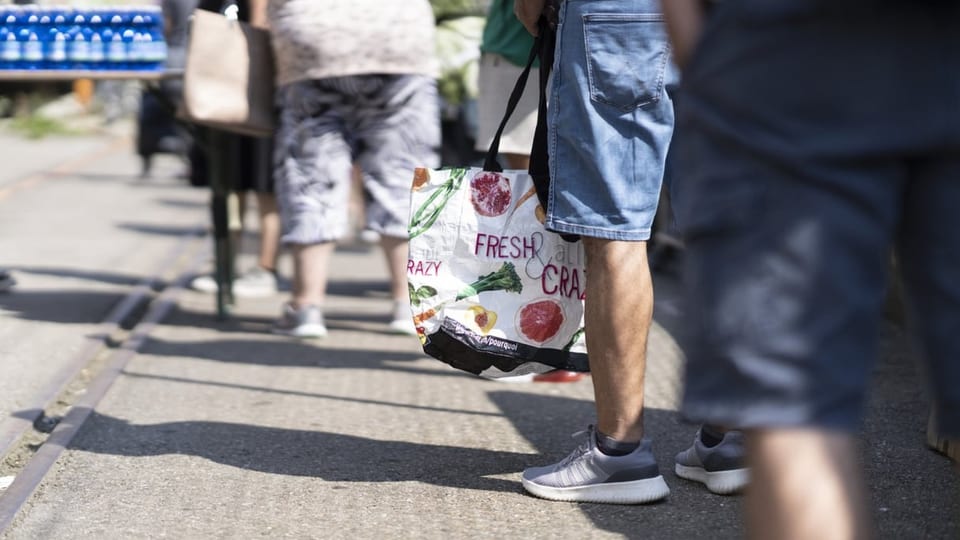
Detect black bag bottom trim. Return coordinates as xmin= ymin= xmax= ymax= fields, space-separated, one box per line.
xmin=422 ymin=317 xmax=589 ymax=376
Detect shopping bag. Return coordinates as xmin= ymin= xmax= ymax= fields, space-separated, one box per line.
xmin=407 ymin=25 xmax=588 ymax=378
xmin=179 ymin=2 xmax=275 ymax=137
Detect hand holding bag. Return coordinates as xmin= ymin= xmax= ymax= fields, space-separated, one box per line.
xmin=407 ymin=22 xmax=589 ymax=378
xmin=179 ymin=1 xmax=276 ymax=137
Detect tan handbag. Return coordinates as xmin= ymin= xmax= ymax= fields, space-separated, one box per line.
xmin=180 ymin=7 xmax=276 ymax=137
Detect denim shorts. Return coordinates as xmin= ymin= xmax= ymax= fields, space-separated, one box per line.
xmin=546 ymin=0 xmax=678 ymax=241
xmin=675 ymin=2 xmax=960 ymax=437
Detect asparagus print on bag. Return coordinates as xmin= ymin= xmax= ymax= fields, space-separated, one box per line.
xmin=407 ymin=166 xmax=587 ymax=378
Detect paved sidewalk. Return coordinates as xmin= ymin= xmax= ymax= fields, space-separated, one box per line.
xmin=0 ymin=131 xmax=957 ymax=539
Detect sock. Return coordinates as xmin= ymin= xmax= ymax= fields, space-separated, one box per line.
xmin=595 ymin=431 xmax=640 ymax=456
xmin=699 ymin=425 xmax=725 ymax=448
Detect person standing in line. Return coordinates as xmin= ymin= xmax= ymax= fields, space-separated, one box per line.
xmin=250 ymin=0 xmax=440 ymax=338
xmin=188 ymin=0 xmax=282 ymax=299
xmin=665 ymin=1 xmax=960 ymax=537
xmin=513 ymin=0 xmax=747 ymax=503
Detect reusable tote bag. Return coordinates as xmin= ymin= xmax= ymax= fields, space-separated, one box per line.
xmin=407 ymin=27 xmax=588 ymax=378
xmin=179 ymin=1 xmax=275 ymax=137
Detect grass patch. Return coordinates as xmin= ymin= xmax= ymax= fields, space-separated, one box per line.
xmin=8 ymin=114 xmax=75 ymax=139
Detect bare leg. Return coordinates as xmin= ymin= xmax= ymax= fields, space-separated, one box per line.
xmin=503 ymin=153 xmax=530 ymax=170
xmin=255 ymin=192 xmax=281 ymax=272
xmin=379 ymin=234 xmax=410 ymax=303
xmin=583 ymin=237 xmax=653 ymax=442
xmin=746 ymin=429 xmax=872 ymax=540
xmin=291 ymin=242 xmax=335 ymax=308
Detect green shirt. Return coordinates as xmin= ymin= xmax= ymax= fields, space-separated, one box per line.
xmin=480 ymin=0 xmax=535 ymax=67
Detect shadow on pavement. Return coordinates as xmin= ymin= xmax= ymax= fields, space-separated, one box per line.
xmin=115 ymin=222 xmax=206 ymax=237
xmin=0 ymin=289 xmax=126 ymax=324
xmin=154 ymin=197 xmax=206 ymax=210
xmin=14 ymin=266 xmax=144 ymax=287
xmin=139 ymin=335 xmax=466 ymax=380
xmin=70 ymin=411 xmax=530 ymax=495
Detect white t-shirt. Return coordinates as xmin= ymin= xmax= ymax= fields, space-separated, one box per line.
xmin=268 ymin=0 xmax=438 ymax=87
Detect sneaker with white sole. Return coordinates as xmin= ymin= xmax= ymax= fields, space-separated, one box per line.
xmin=190 ymin=267 xmax=278 ymax=298
xmin=674 ymin=428 xmax=749 ymax=494
xmin=521 ymin=426 xmax=670 ymax=504
xmin=271 ymin=303 xmax=327 ymax=338
xmin=387 ymin=300 xmax=417 ymax=336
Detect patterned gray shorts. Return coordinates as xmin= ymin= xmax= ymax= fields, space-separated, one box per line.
xmin=274 ymin=75 xmax=440 ymax=244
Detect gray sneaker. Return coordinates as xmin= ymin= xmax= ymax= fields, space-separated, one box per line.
xmin=674 ymin=428 xmax=749 ymax=494
xmin=521 ymin=426 xmax=670 ymax=504
xmin=271 ymin=303 xmax=327 ymax=338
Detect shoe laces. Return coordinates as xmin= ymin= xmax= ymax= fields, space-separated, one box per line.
xmin=557 ymin=426 xmax=594 ymax=468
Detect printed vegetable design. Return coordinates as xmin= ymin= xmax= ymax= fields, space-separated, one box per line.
xmin=409 ymin=167 xmax=468 ymax=238
xmin=535 ymin=204 xmax=546 ymax=224
xmin=563 ymin=327 xmax=586 ymax=351
xmin=501 ymin=185 xmax=538 ymax=230
xmin=470 ymin=171 xmax=512 ymax=217
xmin=456 ymin=262 xmax=523 ymax=300
xmin=413 ymin=307 xmax=438 ymax=326
xmin=468 ymin=305 xmax=498 ymax=334
xmin=408 ymin=282 xmax=438 ymax=307
xmin=517 ymin=298 xmax=565 ymax=343
xmin=412 ymin=167 xmax=431 ymax=191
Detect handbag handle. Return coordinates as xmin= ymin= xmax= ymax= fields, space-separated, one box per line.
xmin=221 ymin=0 xmax=240 ymax=20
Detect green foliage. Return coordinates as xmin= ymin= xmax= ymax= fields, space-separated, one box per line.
xmin=9 ymin=114 xmax=74 ymax=139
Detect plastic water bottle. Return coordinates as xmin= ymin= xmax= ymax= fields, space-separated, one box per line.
xmin=88 ymin=11 xmax=105 ymax=68
xmin=134 ymin=7 xmax=166 ymax=71
xmin=0 ymin=8 xmax=22 ymax=70
xmin=0 ymin=30 xmax=20 ymax=70
xmin=67 ymin=12 xmax=90 ymax=70
xmin=42 ymin=9 xmax=67 ymax=70
xmin=147 ymin=8 xmax=167 ymax=70
xmin=19 ymin=8 xmax=42 ymax=70
xmin=22 ymin=31 xmax=42 ymax=70
xmin=49 ymin=8 xmax=71 ymax=69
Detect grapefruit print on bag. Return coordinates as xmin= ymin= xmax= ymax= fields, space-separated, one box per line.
xmin=517 ymin=298 xmax=565 ymax=344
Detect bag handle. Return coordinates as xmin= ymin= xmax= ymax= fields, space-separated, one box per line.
xmin=482 ymin=18 xmax=577 ymax=241
xmin=220 ymin=0 xmax=240 ymax=20
xmin=482 ymin=18 xmax=553 ymax=180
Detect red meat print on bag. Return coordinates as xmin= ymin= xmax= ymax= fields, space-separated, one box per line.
xmin=470 ymin=171 xmax=511 ymax=217
xmin=518 ymin=299 xmax=564 ymax=343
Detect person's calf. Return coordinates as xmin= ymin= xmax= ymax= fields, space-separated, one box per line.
xmin=745 ymin=429 xmax=872 ymax=540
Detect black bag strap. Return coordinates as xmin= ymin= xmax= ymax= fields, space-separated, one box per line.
xmin=482 ymin=19 xmax=577 ymax=241
xmin=482 ymin=19 xmax=553 ymax=180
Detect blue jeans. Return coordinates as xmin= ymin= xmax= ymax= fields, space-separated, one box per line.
xmin=546 ymin=0 xmax=678 ymax=241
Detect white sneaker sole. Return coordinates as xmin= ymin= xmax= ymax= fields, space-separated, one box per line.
xmin=675 ymin=463 xmax=749 ymax=494
xmin=271 ymin=324 xmax=328 ymax=339
xmin=232 ymin=287 xmax=278 ymax=299
xmin=387 ymin=319 xmax=418 ymax=336
xmin=521 ymin=475 xmax=670 ymax=504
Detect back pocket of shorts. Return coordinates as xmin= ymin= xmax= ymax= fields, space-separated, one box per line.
xmin=583 ymin=13 xmax=669 ymax=111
